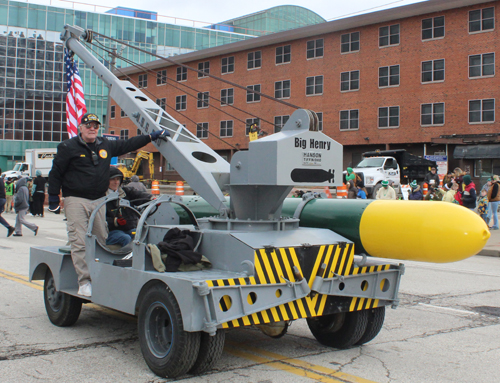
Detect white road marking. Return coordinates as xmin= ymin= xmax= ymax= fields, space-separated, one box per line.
xmin=45 ymin=237 xmax=68 ymax=242
xmin=418 ymin=303 xmax=479 ymax=315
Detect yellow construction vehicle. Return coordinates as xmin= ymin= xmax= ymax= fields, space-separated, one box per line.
xmin=116 ymin=150 xmax=154 ymax=181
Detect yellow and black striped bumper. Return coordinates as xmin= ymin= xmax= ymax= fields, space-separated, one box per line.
xmin=206 ymin=244 xmax=398 ymax=329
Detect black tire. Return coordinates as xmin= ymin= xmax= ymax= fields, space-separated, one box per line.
xmin=43 ymin=269 xmax=82 ymax=327
xmin=371 ymin=183 xmax=383 ymax=199
xmin=138 ymin=284 xmax=201 ymax=378
xmin=307 ymin=310 xmax=368 ymax=349
xmin=189 ymin=330 xmax=225 ymax=375
xmin=355 ymin=306 xmax=385 ymax=345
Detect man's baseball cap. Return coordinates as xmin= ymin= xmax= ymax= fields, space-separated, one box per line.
xmin=80 ymin=113 xmax=101 ymax=125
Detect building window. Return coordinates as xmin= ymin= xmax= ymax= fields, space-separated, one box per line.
xmin=197 ymin=122 xmax=208 ymax=139
xmin=276 ymin=45 xmax=291 ymax=64
xmin=422 ymin=59 xmax=445 ymax=83
xmin=274 ymin=115 xmax=289 ymax=133
xmin=221 ymin=88 xmax=234 ymax=105
xmin=422 ymin=16 xmax=445 ymax=40
xmin=247 ymin=51 xmax=261 ymax=70
xmin=110 ymin=105 xmax=115 ymax=119
xmin=306 ymin=76 xmax=323 ymax=95
xmin=176 ymin=67 xmax=187 ymax=82
xmin=157 ymin=69 xmax=167 ymax=85
xmin=156 ymin=97 xmax=166 ymax=110
xmin=175 ymin=95 xmax=187 ymax=111
xmin=469 ymin=99 xmax=495 ymax=123
xmin=341 ymin=32 xmax=360 ymax=53
xmin=197 ymin=92 xmax=209 ymax=108
xmin=469 ymin=7 xmax=495 ymax=33
xmin=340 ymin=109 xmax=359 ymax=131
xmin=378 ymin=106 xmax=399 ymax=128
xmin=379 ymin=65 xmax=400 ymax=87
xmin=198 ymin=61 xmax=210 ymax=78
xmin=275 ymin=80 xmax=291 ymax=99
xmin=245 ymin=118 xmax=259 ymax=135
xmin=341 ymin=70 xmax=360 ymax=92
xmin=121 ymin=109 xmax=127 ymax=117
xmin=316 ymin=112 xmax=323 ymax=131
xmin=469 ymin=53 xmax=495 ymax=78
xmin=220 ymin=120 xmax=233 ymax=137
xmin=421 ymin=103 xmax=445 ymax=126
xmin=138 ymin=74 xmax=147 ymax=88
xmin=379 ymin=24 xmax=400 ymax=47
xmin=120 ymin=129 xmax=129 ymax=139
xmin=222 ymin=56 xmax=235 ymax=74
xmin=136 ymin=129 xmax=143 ymax=136
xmin=306 ymin=38 xmax=324 ymax=59
xmin=247 ymin=84 xmax=261 ymax=103
xmin=473 ymin=159 xmax=500 ymax=177
xmin=110 ymin=130 xmax=115 ymax=135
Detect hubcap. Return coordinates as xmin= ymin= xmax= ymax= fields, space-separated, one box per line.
xmin=46 ymin=275 xmax=62 ymax=312
xmin=145 ymin=302 xmax=173 ymax=358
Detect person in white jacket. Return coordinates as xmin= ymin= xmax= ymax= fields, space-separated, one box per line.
xmin=376 ymin=180 xmax=397 ymax=200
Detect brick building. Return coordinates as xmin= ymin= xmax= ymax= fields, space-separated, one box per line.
xmin=113 ymin=0 xmax=500 ymax=182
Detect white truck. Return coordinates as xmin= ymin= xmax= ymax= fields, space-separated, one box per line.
xmin=2 ymin=148 xmax=57 ymax=179
xmin=346 ymin=149 xmax=437 ymax=198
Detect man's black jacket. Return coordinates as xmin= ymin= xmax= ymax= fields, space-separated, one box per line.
xmin=423 ymin=172 xmax=440 ymax=187
xmin=48 ymin=134 xmax=151 ymax=200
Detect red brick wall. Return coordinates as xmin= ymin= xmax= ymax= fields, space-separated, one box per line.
xmin=110 ymin=1 xmax=499 ymax=163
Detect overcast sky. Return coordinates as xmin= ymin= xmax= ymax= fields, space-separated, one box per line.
xmin=46 ymin=0 xmax=426 ymax=27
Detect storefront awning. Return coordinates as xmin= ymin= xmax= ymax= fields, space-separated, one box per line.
xmin=454 ymin=144 xmax=500 ymax=159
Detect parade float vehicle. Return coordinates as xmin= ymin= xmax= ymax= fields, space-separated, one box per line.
xmin=29 ymin=25 xmax=489 ymax=379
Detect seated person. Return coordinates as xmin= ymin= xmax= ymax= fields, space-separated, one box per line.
xmin=106 ymin=167 xmax=153 ymax=247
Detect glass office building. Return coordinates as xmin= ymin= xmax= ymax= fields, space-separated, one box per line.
xmin=0 ymin=0 xmax=255 ymax=168
xmin=210 ymin=5 xmax=325 ymax=36
xmin=105 ymin=7 xmax=157 ymax=21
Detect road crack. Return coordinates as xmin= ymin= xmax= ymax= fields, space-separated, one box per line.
xmin=0 ymin=336 xmax=138 ymax=361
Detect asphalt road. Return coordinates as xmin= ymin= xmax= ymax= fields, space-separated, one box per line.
xmin=0 ymin=211 xmax=499 ymax=382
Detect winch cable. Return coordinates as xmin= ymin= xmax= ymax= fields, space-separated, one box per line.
xmin=90 ymin=30 xmax=302 ymax=110
xmin=84 ymin=43 xmax=240 ymax=151
xmin=89 ymin=39 xmax=275 ymax=132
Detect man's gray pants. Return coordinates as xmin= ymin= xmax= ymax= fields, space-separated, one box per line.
xmin=15 ymin=208 xmax=37 ymax=234
xmin=65 ymin=196 xmax=107 ymax=286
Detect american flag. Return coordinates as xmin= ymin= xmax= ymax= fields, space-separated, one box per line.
xmin=65 ymin=49 xmax=87 ymax=138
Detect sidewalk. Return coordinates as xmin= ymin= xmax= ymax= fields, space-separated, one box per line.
xmin=477 ymin=228 xmax=500 ymax=257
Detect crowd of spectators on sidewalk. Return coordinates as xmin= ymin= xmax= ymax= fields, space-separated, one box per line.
xmin=334 ymin=165 xmax=500 ymax=229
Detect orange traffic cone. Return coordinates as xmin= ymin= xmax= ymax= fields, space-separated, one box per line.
xmin=423 ymin=183 xmax=428 ymax=196
xmin=324 ymin=187 xmax=332 ymax=198
xmin=336 ymin=184 xmax=347 ymax=199
xmin=151 ymin=180 xmax=160 ymax=195
xmin=175 ymin=181 xmax=184 ymax=196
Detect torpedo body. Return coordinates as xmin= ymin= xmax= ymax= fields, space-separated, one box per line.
xmin=179 ymin=196 xmax=490 ymax=263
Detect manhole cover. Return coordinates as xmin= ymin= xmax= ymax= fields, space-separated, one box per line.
xmin=471 ymin=306 xmax=500 ymax=317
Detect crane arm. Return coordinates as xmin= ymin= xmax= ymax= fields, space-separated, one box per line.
xmin=148 ymin=153 xmax=154 ymax=179
xmin=61 ymin=25 xmax=230 ymax=216
xmin=130 ymin=150 xmax=150 ymax=175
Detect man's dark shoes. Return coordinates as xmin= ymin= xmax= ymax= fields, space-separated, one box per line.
xmin=7 ymin=227 xmax=15 ymax=237
xmin=13 ymin=233 xmax=22 ymax=237
xmin=34 ymin=227 xmax=39 ymax=236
